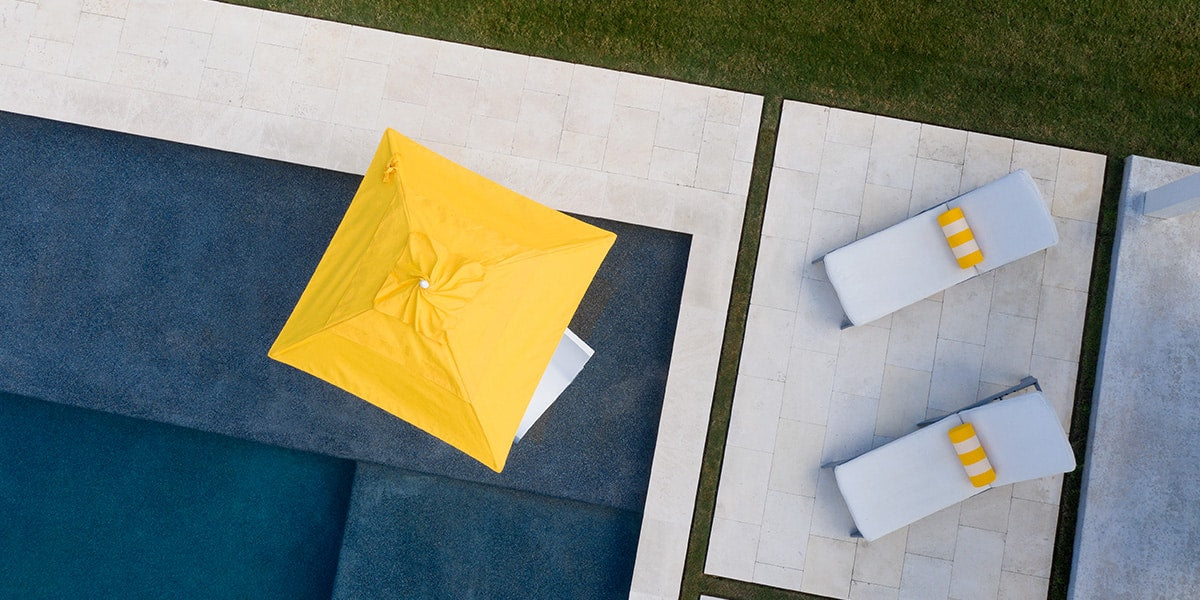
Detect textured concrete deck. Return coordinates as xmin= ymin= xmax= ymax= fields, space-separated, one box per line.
xmin=1070 ymin=156 xmax=1200 ymax=599
xmin=706 ymin=101 xmax=1105 ymax=599
xmin=0 ymin=1 xmax=761 ymax=597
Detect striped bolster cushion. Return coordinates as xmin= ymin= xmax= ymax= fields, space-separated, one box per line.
xmin=948 ymin=422 xmax=996 ymax=487
xmin=937 ymin=207 xmax=984 ymax=268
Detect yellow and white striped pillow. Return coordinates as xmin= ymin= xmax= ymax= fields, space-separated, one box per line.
xmin=937 ymin=207 xmax=984 ymax=268
xmin=948 ymin=422 xmax=996 ymax=487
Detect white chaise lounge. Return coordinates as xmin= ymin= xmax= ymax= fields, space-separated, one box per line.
xmin=830 ymin=378 xmax=1075 ymax=541
xmin=819 ymin=170 xmax=1058 ymax=327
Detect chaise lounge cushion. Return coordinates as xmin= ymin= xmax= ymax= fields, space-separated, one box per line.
xmin=948 ymin=170 xmax=1058 ymax=273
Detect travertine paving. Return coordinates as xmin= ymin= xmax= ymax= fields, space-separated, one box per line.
xmin=706 ymin=101 xmax=1104 ymax=599
xmin=0 ymin=2 xmax=761 ymax=598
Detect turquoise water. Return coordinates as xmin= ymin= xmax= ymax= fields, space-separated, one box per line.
xmin=0 ymin=392 xmax=355 ymax=599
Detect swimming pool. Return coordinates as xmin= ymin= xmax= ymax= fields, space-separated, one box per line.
xmin=0 ymin=111 xmax=689 ymax=598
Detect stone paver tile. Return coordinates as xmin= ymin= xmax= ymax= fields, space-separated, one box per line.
xmin=564 ymin=64 xmax=618 ymax=136
xmin=998 ymin=571 xmax=1050 ymax=600
xmin=898 ymin=554 xmax=953 ymax=600
xmin=757 ymin=490 xmax=815 ymax=570
xmin=980 ymin=312 xmax=1037 ymax=386
xmin=1032 ymin=285 xmax=1087 ymax=362
xmin=556 ymin=130 xmax=605 ymax=169
xmin=383 ymin=38 xmax=437 ymax=105
xmin=287 ymin=81 xmax=335 ymax=121
xmin=630 ymin=518 xmax=688 ymax=599
xmin=715 ymin=445 xmax=773 ymax=525
xmin=734 ymin=95 xmax=763 ymax=164
xmin=243 ymin=42 xmax=297 ymax=113
xmin=155 ymin=26 xmax=209 ymax=97
xmin=858 ymin=183 xmax=911 ymax=238
xmin=706 ymin=87 xmax=743 ymax=125
xmin=67 ymin=12 xmax=122 ymax=81
xmin=696 ymin=120 xmax=739 ymax=193
xmin=815 ymin=142 xmax=871 ymax=216
xmin=763 ymin=167 xmax=818 ymax=242
xmin=866 ymin=152 xmax=917 ymax=191
xmin=1052 ymin=149 xmax=1105 ymax=223
xmin=433 ymin=40 xmax=483 ymax=80
xmin=0 ymin=1 xmax=37 ymax=68
xmin=938 ymin=271 xmax=994 ymax=345
xmin=603 ymin=104 xmax=657 ymax=177
xmin=752 ymin=563 xmax=805 ymax=590
xmin=119 ymin=0 xmax=173 ymax=58
xmin=419 ymin=74 xmax=478 ymax=145
xmin=854 ymin=529 xmax=908 ymax=587
xmin=958 ymin=487 xmax=1013 ymax=533
xmin=906 ymin=503 xmax=961 ymax=561
xmin=729 ymin=159 xmax=753 ymax=195
xmin=792 ymin=276 xmax=844 ymax=355
xmin=1010 ymin=140 xmax=1060 ymax=181
xmin=750 ymin=235 xmax=806 ymax=311
xmin=886 ymin=299 xmax=941 ymax=372
xmin=740 ymin=304 xmax=795 ymax=382
xmin=769 ymin=418 xmax=825 ymax=497
xmin=466 ymin=113 xmax=517 ymax=154
xmin=989 ymin=254 xmax=1045 ymax=319
xmin=948 ymin=526 xmax=1005 ymax=600
xmin=960 ymin=132 xmax=1014 ymax=191
xmin=822 ymin=392 xmax=880 ymax=465
xmin=172 ymin=0 xmax=219 ymax=33
xmin=917 ymin=124 xmax=967 ymax=165
xmin=705 ymin=517 xmax=761 ymax=580
xmin=1013 ymin=472 xmax=1064 ymax=506
xmin=530 ymin=161 xmax=607 ymax=215
xmin=344 ymin=24 xmax=395 ymax=63
xmin=1028 ymin=354 xmax=1077 ymax=430
xmin=474 ymin=51 xmax=527 ymax=121
xmin=375 ymin=98 xmax=425 ymax=137
xmin=1042 ymin=216 xmax=1097 ymax=292
xmin=207 ymin=3 xmax=259 ymax=73
xmin=655 ymin=82 xmax=707 ymax=152
xmin=875 ymin=365 xmax=931 ymax=438
xmin=776 ymin=102 xmax=828 ymax=174
xmin=648 ymin=145 xmax=698 ymax=186
xmin=640 ymin=443 xmax=700 ymax=525
xmin=257 ymin=8 xmax=305 ymax=47
xmin=781 ymin=347 xmax=837 ymax=424
xmin=110 ymin=51 xmax=159 ymax=89
xmin=909 ymin=157 xmax=963 ymax=216
xmin=871 ymin=116 xmax=921 ymax=156
xmin=614 ymin=72 xmax=663 ymax=111
xmin=727 ymin=375 xmax=784 ymax=453
xmin=32 ymin=0 xmax=82 ymax=44
xmin=803 ymin=535 xmax=858 ymax=599
xmin=513 ymin=88 xmax=567 ymax=160
xmin=1002 ymin=498 xmax=1059 ymax=577
xmin=82 ymin=0 xmax=128 ymax=19
xmin=804 ymin=209 xmax=860 ymax=280
xmin=928 ymin=338 xmax=986 ymax=412
xmin=827 ymin=107 xmax=875 ymax=147
xmin=851 ymin=581 xmax=900 ymax=600
xmin=810 ymin=467 xmax=856 ymax=538
xmin=24 ymin=36 xmax=71 ymax=75
xmin=295 ymin=20 xmax=349 ymax=89
xmin=834 ymin=325 xmax=890 ymax=398
xmin=525 ymin=56 xmax=571 ymax=94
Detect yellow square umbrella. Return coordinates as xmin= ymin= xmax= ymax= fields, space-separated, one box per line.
xmin=269 ymin=129 xmax=616 ymax=472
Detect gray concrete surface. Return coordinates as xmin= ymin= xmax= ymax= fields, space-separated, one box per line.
xmin=1070 ymin=156 xmax=1200 ymax=599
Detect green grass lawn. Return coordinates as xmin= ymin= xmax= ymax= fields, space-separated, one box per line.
xmin=224 ymin=3 xmax=1198 ymax=598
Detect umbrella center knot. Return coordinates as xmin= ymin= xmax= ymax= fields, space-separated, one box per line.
xmin=374 ymin=232 xmax=486 ymax=340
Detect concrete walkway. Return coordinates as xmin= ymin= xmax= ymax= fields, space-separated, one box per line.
xmin=1070 ymin=156 xmax=1200 ymax=599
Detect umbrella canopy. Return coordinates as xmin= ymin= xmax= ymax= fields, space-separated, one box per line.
xmin=269 ymin=129 xmax=615 ymax=472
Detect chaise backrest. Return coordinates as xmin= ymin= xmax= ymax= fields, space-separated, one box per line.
xmin=949 ymin=170 xmax=1058 ymax=273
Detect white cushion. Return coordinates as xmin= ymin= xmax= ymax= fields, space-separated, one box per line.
xmin=949 ymin=170 xmax=1058 ymax=273
xmin=961 ymin=391 xmax=1076 ymax=486
xmin=823 ymin=203 xmax=971 ymax=325
xmin=514 ymin=328 xmax=593 ymax=442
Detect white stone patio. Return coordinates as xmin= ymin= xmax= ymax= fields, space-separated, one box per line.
xmin=0 ymin=2 xmax=761 ymax=598
xmin=705 ymin=101 xmax=1105 ymax=599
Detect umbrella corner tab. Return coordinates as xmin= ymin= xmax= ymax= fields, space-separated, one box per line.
xmin=269 ymin=128 xmax=615 ymax=471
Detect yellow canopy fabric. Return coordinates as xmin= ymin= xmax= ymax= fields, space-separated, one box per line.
xmin=269 ymin=129 xmax=615 ymax=472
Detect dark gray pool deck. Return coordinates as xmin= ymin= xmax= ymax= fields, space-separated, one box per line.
xmin=1069 ymin=156 xmax=1200 ymax=599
